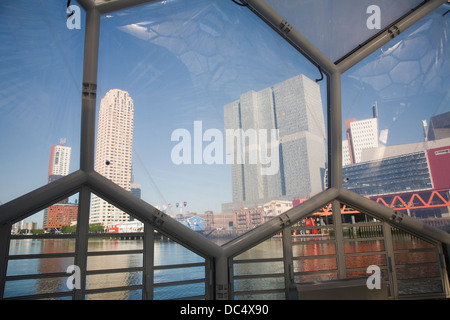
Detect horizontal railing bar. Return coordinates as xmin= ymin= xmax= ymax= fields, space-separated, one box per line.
xmin=233 ymin=273 xmax=285 ymax=280
xmin=88 ymin=232 xmax=144 ymax=238
xmin=345 ymin=266 xmax=388 ymax=272
xmin=398 ymin=292 xmax=447 ymax=299
xmin=233 ymin=288 xmax=285 ymax=296
xmin=294 ymin=269 xmax=338 ymax=276
xmin=87 ymin=249 xmax=143 ymax=256
xmin=342 ymin=222 xmax=384 ymax=227
xmin=344 ymin=251 xmax=387 ymax=257
xmin=233 ymin=257 xmax=283 ymax=264
xmin=153 ymin=262 xmax=205 ymax=270
xmin=343 ymin=237 xmax=385 ymax=242
xmin=8 ymin=253 xmax=75 ymax=260
xmin=6 ymin=272 xmax=69 ymax=281
xmin=3 ymin=291 xmax=73 ymax=300
xmin=293 ymin=254 xmax=337 ymax=260
xmin=291 ymin=225 xmax=335 ymax=230
xmin=397 ymin=276 xmax=443 ymax=282
xmin=85 ymin=285 xmax=143 ymax=295
xmin=173 ymin=294 xmax=207 ymax=300
xmin=86 ymin=267 xmax=143 ymax=275
xmin=291 ymin=239 xmax=336 ymax=245
xmin=10 ymin=234 xmax=77 ymax=239
xmin=153 ymin=278 xmax=206 ymax=288
xmin=393 ymin=248 xmax=437 ymax=254
xmin=395 ymin=262 xmax=440 ymax=268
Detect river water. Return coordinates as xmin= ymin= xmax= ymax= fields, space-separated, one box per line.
xmin=4 ymin=235 xmax=444 ymax=299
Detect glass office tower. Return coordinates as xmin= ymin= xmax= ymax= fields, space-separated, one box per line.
xmin=223 ymin=74 xmax=326 ymax=211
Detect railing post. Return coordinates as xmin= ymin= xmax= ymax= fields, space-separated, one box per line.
xmin=383 ymin=221 xmax=398 ymax=299
xmin=441 ymin=243 xmax=450 ymax=298
xmin=333 ymin=200 xmax=347 ymax=279
xmin=215 ymin=255 xmax=230 ymax=300
xmin=74 ymin=185 xmax=91 ymax=300
xmin=0 ymin=223 xmax=11 ymax=299
xmin=143 ymin=222 xmax=154 ymax=300
xmin=282 ymin=226 xmax=295 ymax=299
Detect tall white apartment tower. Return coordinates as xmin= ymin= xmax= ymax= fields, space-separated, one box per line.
xmin=90 ymin=89 xmax=134 ymax=226
xmin=48 ymin=139 xmax=71 ymax=182
xmin=344 ymin=103 xmax=379 ymax=165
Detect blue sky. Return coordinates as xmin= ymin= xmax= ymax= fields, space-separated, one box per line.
xmin=0 ymin=0 xmax=449 ymax=225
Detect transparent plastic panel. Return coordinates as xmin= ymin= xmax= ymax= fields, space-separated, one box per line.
xmin=392 ymin=232 xmax=445 ymax=296
xmin=233 ymin=237 xmax=284 ymax=299
xmin=96 ymin=0 xmax=328 ymax=243
xmin=5 ymin=193 xmax=80 ymax=299
xmin=341 ymin=5 xmax=450 ymax=224
xmin=0 ymin=1 xmax=84 ymax=204
xmin=291 ymin=207 xmax=338 ymax=284
xmin=154 ymin=240 xmax=207 ymax=300
xmin=85 ymin=195 xmax=145 ymax=299
xmin=264 ymin=0 xmax=425 ymax=62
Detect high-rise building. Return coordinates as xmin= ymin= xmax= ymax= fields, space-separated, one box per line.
xmin=222 ymin=74 xmax=326 ymax=211
xmin=427 ymin=111 xmax=450 ymax=141
xmin=44 ymin=139 xmax=72 ymax=228
xmin=344 ymin=104 xmax=379 ymax=165
xmin=90 ymin=89 xmax=134 ymax=226
xmin=48 ymin=138 xmax=71 ymax=182
xmin=130 ymin=183 xmax=141 ymax=199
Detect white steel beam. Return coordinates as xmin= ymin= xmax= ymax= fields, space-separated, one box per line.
xmin=86 ymin=171 xmax=223 ymax=258
xmin=328 ymin=72 xmax=342 ymax=190
xmin=80 ymin=8 xmax=100 ymax=173
xmin=0 ymin=170 xmax=87 ymax=225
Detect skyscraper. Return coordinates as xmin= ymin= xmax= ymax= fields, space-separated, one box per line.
xmin=44 ymin=139 xmax=72 ymax=228
xmin=90 ymin=89 xmax=134 ymax=226
xmin=344 ymin=103 xmax=379 ymax=165
xmin=48 ymin=138 xmax=71 ymax=183
xmin=222 ymin=74 xmax=326 ymax=211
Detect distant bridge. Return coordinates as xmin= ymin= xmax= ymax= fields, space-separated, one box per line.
xmin=299 ymin=188 xmax=450 ymax=217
